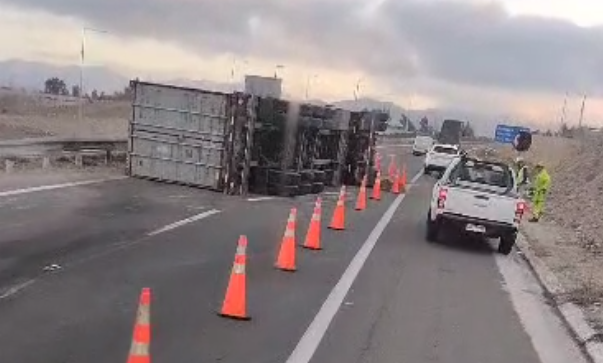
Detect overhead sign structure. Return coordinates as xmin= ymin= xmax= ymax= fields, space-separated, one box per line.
xmin=495 ymin=124 xmax=531 ymax=144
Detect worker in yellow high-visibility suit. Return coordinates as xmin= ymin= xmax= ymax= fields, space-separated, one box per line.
xmin=530 ymin=162 xmax=551 ymax=222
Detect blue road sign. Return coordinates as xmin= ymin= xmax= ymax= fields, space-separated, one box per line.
xmin=495 ymin=124 xmax=531 ymax=144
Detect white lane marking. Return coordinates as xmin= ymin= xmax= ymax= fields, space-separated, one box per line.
xmin=0 ymin=279 xmax=36 ymax=300
xmin=376 ymin=144 xmax=411 ymax=149
xmin=147 ymin=209 xmax=221 ymax=236
xmin=285 ymin=171 xmax=423 ymax=363
xmin=0 ymin=208 xmax=221 ymax=302
xmin=247 ymin=197 xmax=276 ymax=202
xmin=0 ymin=176 xmax=127 ymax=197
xmin=495 ymin=254 xmax=588 ymax=363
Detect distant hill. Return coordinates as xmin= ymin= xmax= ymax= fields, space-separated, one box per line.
xmin=0 ymin=59 xmax=128 ymax=93
xmin=0 ymin=59 xmax=518 ymax=136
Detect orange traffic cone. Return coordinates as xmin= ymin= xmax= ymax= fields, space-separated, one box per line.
xmin=218 ymin=235 xmax=250 ymax=320
xmin=371 ymin=171 xmax=382 ymax=201
xmin=276 ymin=208 xmax=297 ymax=271
xmin=374 ymin=152 xmax=382 ymax=172
xmin=400 ymin=165 xmax=407 ymax=193
xmin=355 ymin=175 xmax=367 ymax=211
xmin=127 ymin=288 xmax=151 ymax=363
xmin=303 ymin=198 xmax=322 ymax=250
xmin=388 ymin=155 xmax=396 ymax=180
xmin=392 ymin=170 xmax=400 ymax=195
xmin=329 ymin=186 xmax=346 ymax=230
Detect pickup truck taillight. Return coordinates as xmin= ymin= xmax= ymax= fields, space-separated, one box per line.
xmin=514 ymin=200 xmax=526 ymax=223
xmin=437 ymin=187 xmax=448 ymax=209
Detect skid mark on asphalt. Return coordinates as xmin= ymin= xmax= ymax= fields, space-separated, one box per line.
xmin=285 ymin=171 xmax=424 ymax=363
xmin=0 ymin=176 xmax=127 ymax=198
xmin=147 ymin=209 xmax=221 ymax=236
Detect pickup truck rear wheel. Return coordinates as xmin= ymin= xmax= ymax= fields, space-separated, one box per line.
xmin=426 ymin=211 xmax=439 ymax=242
xmin=498 ymin=232 xmax=517 ymax=255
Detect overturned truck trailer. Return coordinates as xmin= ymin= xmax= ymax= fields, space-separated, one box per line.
xmin=127 ymin=81 xmax=254 ymax=194
xmin=127 ymin=80 xmax=388 ymax=196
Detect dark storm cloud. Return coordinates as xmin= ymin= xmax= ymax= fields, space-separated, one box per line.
xmin=4 ymin=0 xmax=603 ymax=94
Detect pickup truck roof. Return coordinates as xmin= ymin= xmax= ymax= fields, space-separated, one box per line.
xmin=445 ymin=157 xmax=516 ymax=195
xmin=431 ymin=144 xmax=459 ymax=154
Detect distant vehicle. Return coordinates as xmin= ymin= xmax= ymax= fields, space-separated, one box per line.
xmin=423 ymin=144 xmax=461 ymax=175
xmin=438 ymin=119 xmax=464 ymax=146
xmin=412 ymin=135 xmax=434 ymax=156
xmin=426 ymin=157 xmax=526 ymax=255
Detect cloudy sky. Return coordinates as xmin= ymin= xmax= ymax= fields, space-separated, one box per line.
xmin=0 ymin=0 xmax=602 ymax=126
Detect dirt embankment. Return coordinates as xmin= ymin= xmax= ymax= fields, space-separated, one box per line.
xmin=503 ymin=133 xmax=603 ymax=328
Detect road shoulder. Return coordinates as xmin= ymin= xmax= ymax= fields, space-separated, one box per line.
xmin=518 ymin=221 xmax=603 ymax=363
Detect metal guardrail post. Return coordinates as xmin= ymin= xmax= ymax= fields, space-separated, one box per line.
xmin=5 ymin=160 xmax=14 ymax=174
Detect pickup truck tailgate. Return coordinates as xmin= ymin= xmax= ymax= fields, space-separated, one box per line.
xmin=429 ymin=153 xmax=456 ymax=166
xmin=443 ymin=187 xmax=517 ymax=225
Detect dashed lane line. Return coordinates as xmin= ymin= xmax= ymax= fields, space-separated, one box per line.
xmin=285 ymin=171 xmax=424 ymax=363
xmin=0 ymin=176 xmax=128 ymax=197
xmin=147 ymin=209 xmax=222 ymax=236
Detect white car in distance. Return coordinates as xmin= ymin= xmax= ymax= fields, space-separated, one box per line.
xmin=412 ymin=135 xmax=434 ymax=156
xmin=424 ymin=144 xmax=461 ymax=175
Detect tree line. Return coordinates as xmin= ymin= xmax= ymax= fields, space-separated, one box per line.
xmin=43 ymin=77 xmax=132 ymax=101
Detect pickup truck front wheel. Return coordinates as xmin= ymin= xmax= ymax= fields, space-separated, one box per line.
xmin=498 ymin=232 xmax=517 ymax=255
xmin=426 ymin=211 xmax=439 ymax=242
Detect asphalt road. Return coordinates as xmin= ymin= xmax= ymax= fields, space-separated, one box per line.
xmin=0 ymin=146 xmax=586 ymax=363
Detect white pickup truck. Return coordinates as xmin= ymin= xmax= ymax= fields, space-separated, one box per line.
xmin=424 ymin=143 xmax=462 ymax=175
xmin=426 ymin=157 xmax=526 ymax=255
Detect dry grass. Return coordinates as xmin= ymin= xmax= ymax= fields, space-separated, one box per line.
xmin=0 ymin=91 xmax=129 ymax=140
xmin=501 ymin=133 xmax=603 ymax=332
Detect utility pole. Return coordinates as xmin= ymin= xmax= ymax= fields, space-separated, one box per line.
xmin=354 ymin=78 xmax=363 ymax=103
xmin=305 ymin=74 xmax=317 ymax=101
xmin=559 ymin=92 xmax=568 ymax=134
xmin=79 ymin=27 xmax=109 ymax=123
xmin=578 ymin=94 xmax=586 ymax=129
xmin=578 ymin=94 xmax=587 ymax=147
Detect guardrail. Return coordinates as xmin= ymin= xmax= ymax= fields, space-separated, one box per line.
xmin=0 ymin=137 xmax=127 ymax=158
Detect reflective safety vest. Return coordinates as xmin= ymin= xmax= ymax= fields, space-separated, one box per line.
xmin=517 ymin=165 xmax=528 ymax=185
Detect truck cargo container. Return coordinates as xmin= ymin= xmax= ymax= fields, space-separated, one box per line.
xmin=128 ymin=81 xmax=254 ymax=194
xmin=128 ymin=80 xmax=387 ymax=196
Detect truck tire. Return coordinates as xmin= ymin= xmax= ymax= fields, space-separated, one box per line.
xmin=426 ymin=211 xmax=439 ymax=242
xmin=498 ymin=232 xmax=517 ymax=255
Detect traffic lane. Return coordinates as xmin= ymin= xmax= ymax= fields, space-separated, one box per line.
xmin=0 ymin=144 xmax=422 ymax=297
xmin=375 ymin=145 xmax=423 ymax=177
xmin=0 ymin=177 xmax=241 ymax=296
xmin=311 ymin=177 xmax=543 ymax=363
xmin=0 ymin=181 xmax=410 ymax=363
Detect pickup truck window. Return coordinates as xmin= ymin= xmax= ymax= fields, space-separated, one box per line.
xmin=447 ymin=159 xmax=514 ymax=194
xmin=433 ymin=146 xmax=458 ymax=154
